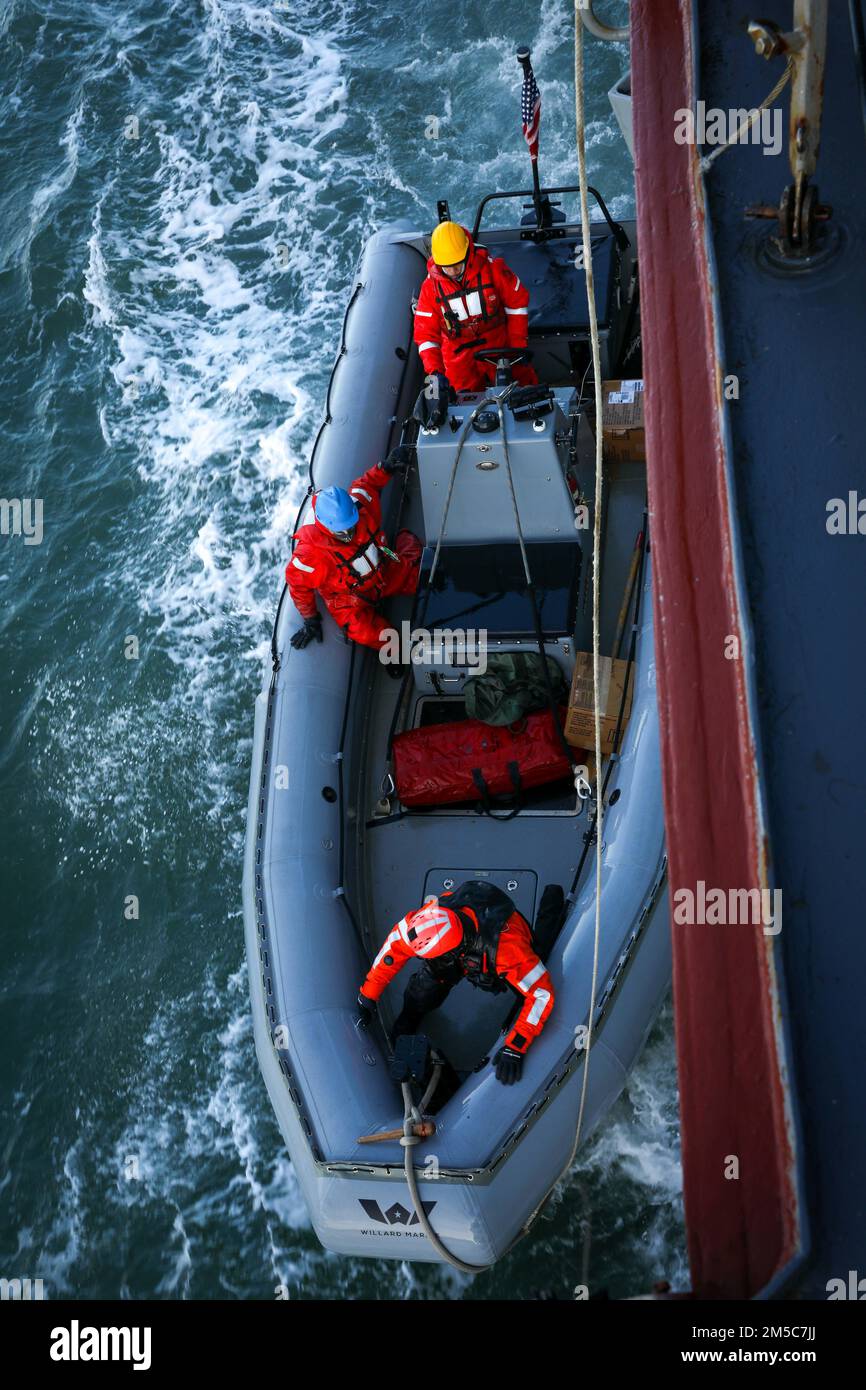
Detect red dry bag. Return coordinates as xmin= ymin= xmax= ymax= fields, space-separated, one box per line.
xmin=393 ymin=709 xmax=573 ymax=812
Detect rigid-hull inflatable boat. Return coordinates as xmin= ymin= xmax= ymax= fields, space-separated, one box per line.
xmin=243 ymin=195 xmax=671 ymax=1265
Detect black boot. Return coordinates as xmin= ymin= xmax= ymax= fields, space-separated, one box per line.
xmin=390 ymin=960 xmax=460 ymax=1043
xmin=391 ymin=1006 xmax=421 ymax=1041
xmin=532 ymin=884 xmax=567 ymax=960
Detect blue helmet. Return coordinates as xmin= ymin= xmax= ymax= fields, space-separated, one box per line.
xmin=314 ymin=485 xmax=359 ymax=537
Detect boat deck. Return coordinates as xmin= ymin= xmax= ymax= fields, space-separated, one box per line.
xmin=350 ymin=439 xmax=647 ymax=1071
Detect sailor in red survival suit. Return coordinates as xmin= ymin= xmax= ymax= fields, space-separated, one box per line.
xmin=287 ymin=446 xmax=422 ymax=652
xmin=413 ymin=221 xmax=539 ymax=408
xmin=355 ymin=881 xmax=564 ymax=1084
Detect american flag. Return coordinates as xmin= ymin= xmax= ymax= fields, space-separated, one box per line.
xmin=521 ymin=61 xmax=541 ymax=161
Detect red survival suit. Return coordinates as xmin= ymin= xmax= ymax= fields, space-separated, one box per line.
xmin=413 ymin=229 xmax=539 ymax=393
xmin=359 ymin=881 xmax=555 ymax=1058
xmin=287 ymin=463 xmax=422 ymax=650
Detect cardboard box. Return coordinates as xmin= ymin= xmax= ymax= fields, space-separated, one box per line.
xmin=602 ymin=378 xmax=645 ymax=462
xmin=565 ymin=652 xmax=634 ymax=754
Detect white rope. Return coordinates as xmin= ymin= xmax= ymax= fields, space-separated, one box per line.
xmin=400 ymin=1081 xmax=491 ymax=1274
xmin=519 ymin=7 xmax=606 ymax=1241
xmin=700 ymin=57 xmax=794 ymax=172
xmin=402 ymin=15 xmax=612 ymax=1261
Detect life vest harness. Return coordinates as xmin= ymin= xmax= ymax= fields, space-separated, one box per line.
xmin=434 ymin=263 xmax=505 ymax=343
xmin=334 ymin=537 xmax=383 ymax=593
xmin=440 ymin=882 xmax=521 ymax=995
xmin=330 ymin=523 xmax=398 ymax=600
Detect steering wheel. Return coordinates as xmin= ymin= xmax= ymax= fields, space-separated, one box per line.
xmin=473 ymin=347 xmax=532 ymax=366
xmin=473 ymin=346 xmax=533 ymax=385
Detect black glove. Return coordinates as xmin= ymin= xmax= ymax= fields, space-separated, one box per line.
xmin=290 ymin=614 xmax=323 ymax=649
xmin=423 ymin=372 xmax=450 ymax=429
xmin=355 ymin=994 xmax=374 ymax=1029
xmin=381 ymin=444 xmax=414 ymax=476
xmin=494 ymin=1046 xmax=524 ymax=1086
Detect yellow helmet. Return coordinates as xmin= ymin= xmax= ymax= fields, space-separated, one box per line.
xmin=430 ymin=221 xmax=470 ymax=267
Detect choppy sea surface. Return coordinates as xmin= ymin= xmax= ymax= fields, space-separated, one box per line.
xmin=0 ymin=0 xmax=687 ymax=1298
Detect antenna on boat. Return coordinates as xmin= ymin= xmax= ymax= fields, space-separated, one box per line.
xmin=516 ymin=46 xmax=554 ymax=232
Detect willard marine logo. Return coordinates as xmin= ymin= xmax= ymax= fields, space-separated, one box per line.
xmin=359 ymin=1198 xmax=436 ymax=1226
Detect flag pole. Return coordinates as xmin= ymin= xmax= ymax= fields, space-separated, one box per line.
xmin=516 ymin=46 xmax=552 ymax=230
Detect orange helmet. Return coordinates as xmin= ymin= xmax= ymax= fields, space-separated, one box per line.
xmin=404 ymin=897 xmax=465 ymax=959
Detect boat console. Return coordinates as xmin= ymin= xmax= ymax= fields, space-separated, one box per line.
xmin=407 ymin=372 xmax=583 ymax=699
xmin=415 ymin=384 xmax=578 ymax=545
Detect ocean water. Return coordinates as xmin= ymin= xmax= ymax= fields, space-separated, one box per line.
xmin=0 ymin=0 xmax=687 ymax=1298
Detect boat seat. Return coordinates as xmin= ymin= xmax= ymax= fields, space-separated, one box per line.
xmin=407 ymin=636 xmax=573 ymax=699
xmin=409 ymin=651 xmax=477 ymax=697
xmin=481 ymin=230 xmax=622 ymax=380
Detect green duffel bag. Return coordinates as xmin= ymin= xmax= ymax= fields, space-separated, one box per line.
xmin=464 ymin=651 xmax=568 ymax=726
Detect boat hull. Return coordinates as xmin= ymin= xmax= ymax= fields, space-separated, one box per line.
xmin=243 ymin=226 xmax=671 ymax=1263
